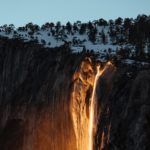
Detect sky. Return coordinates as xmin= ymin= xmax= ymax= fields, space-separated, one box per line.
xmin=0 ymin=0 xmax=149 ymax=27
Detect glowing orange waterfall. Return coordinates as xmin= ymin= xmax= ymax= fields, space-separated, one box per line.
xmin=89 ymin=62 xmax=112 ymax=150
xmin=70 ymin=58 xmax=113 ymax=150
xmin=89 ymin=65 xmax=101 ymax=150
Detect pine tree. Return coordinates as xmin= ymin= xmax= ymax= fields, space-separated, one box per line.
xmin=73 ymin=23 xmax=78 ymax=32
xmin=41 ymin=39 xmax=46 ymax=45
xmin=124 ymin=18 xmax=132 ymax=30
xmin=88 ymin=21 xmax=94 ymax=30
xmin=56 ymin=21 xmax=61 ymax=33
xmin=98 ymin=19 xmax=108 ymax=26
xmin=66 ymin=22 xmax=72 ymax=34
xmin=115 ymin=17 xmax=123 ymax=25
xmin=88 ymin=28 xmax=97 ymax=43
xmin=79 ymin=24 xmax=86 ymax=35
xmin=135 ymin=41 xmax=145 ymax=59
xmin=101 ymin=30 xmax=107 ymax=44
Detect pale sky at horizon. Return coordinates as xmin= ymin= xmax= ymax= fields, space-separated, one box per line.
xmin=0 ymin=0 xmax=149 ymax=27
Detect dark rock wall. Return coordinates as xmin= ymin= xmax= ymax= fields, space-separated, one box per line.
xmin=0 ymin=38 xmax=85 ymax=150
xmin=108 ymin=69 xmax=150 ymax=150
xmin=95 ymin=66 xmax=150 ymax=150
xmin=91 ymin=62 xmax=116 ymax=150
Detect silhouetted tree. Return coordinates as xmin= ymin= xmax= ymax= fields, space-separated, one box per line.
xmin=66 ymin=22 xmax=72 ymax=33
xmin=115 ymin=17 xmax=123 ymax=25
xmin=73 ymin=23 xmax=78 ymax=32
xmin=5 ymin=24 xmax=15 ymax=34
xmin=79 ymin=23 xmax=87 ymax=35
xmin=135 ymin=41 xmax=145 ymax=59
xmin=109 ymin=20 xmax=114 ymax=26
xmin=50 ymin=22 xmax=55 ymax=30
xmin=17 ymin=27 xmax=26 ymax=32
xmin=101 ymin=30 xmax=107 ymax=44
xmin=56 ymin=21 xmax=61 ymax=33
xmin=124 ymin=18 xmax=132 ymax=30
xmin=88 ymin=28 xmax=97 ymax=43
xmin=41 ymin=39 xmax=46 ymax=45
xmin=88 ymin=21 xmax=94 ymax=30
xmin=25 ymin=23 xmax=40 ymax=33
xmin=98 ymin=19 xmax=108 ymax=26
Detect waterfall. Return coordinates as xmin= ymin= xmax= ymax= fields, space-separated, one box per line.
xmin=70 ymin=59 xmax=114 ymax=150
xmin=89 ymin=61 xmax=113 ymax=150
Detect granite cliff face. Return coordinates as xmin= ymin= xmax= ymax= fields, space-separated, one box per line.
xmin=0 ymin=38 xmax=82 ymax=150
xmin=108 ymin=69 xmax=150 ymax=150
xmin=0 ymin=38 xmax=150 ymax=150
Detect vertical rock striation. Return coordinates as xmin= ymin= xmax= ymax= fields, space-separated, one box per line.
xmin=0 ymin=38 xmax=85 ymax=150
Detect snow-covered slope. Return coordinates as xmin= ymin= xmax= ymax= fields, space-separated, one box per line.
xmin=0 ymin=24 xmax=133 ymax=54
xmin=0 ymin=15 xmax=150 ymax=64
